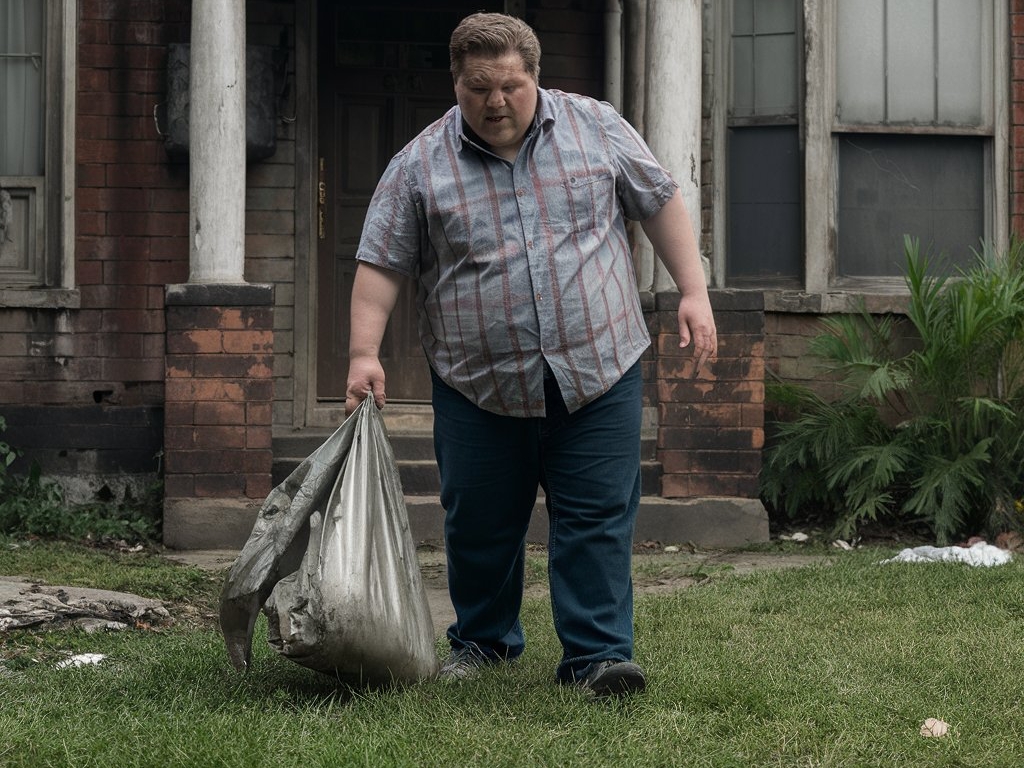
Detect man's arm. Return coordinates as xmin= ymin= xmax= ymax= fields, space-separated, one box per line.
xmin=345 ymin=261 xmax=407 ymax=414
xmin=640 ymin=188 xmax=717 ymax=374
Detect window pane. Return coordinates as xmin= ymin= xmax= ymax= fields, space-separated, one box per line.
xmin=837 ymin=0 xmax=991 ymax=126
xmin=730 ymin=0 xmax=797 ymax=118
xmin=837 ymin=135 xmax=983 ymax=277
xmin=837 ymin=0 xmax=884 ymax=122
xmin=887 ymin=0 xmax=935 ymax=122
xmin=0 ymin=0 xmax=45 ymax=175
xmin=754 ymin=35 xmax=797 ymax=115
xmin=937 ymin=0 xmax=988 ymax=123
xmin=727 ymin=126 xmax=802 ymax=283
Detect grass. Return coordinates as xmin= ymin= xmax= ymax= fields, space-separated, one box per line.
xmin=1 ymin=539 xmax=1023 ymax=767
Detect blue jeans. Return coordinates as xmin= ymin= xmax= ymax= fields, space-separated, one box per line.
xmin=431 ymin=363 xmax=642 ymax=682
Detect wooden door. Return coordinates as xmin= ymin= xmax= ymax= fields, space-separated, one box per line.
xmin=315 ymin=1 xmax=498 ymax=402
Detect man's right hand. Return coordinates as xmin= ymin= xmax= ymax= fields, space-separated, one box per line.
xmin=345 ymin=355 xmax=387 ymax=415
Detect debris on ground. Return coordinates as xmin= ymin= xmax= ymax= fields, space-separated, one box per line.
xmin=879 ymin=541 xmax=1012 ymax=567
xmin=0 ymin=578 xmax=170 ymax=632
xmin=54 ymin=653 xmax=108 ymax=670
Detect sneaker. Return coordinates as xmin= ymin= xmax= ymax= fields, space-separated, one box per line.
xmin=576 ymin=660 xmax=647 ymax=698
xmin=437 ymin=648 xmax=488 ymax=681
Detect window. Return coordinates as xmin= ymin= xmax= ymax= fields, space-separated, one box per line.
xmin=726 ymin=0 xmax=802 ymax=286
xmin=713 ymin=0 xmax=1006 ymax=295
xmin=0 ymin=0 xmax=76 ymax=302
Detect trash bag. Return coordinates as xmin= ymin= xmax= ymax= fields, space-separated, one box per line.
xmin=219 ymin=397 xmax=439 ymax=685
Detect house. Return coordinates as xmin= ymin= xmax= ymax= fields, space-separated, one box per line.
xmin=0 ymin=0 xmax=1016 ymax=549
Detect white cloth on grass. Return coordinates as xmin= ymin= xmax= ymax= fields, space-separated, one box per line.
xmin=880 ymin=541 xmax=1012 ymax=567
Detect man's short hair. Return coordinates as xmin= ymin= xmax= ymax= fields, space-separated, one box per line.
xmin=449 ymin=12 xmax=541 ymax=82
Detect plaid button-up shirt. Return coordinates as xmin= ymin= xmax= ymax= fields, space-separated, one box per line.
xmin=356 ymin=88 xmax=677 ymax=417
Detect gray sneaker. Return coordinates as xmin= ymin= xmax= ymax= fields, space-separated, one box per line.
xmin=437 ymin=648 xmax=488 ymax=681
xmin=576 ymin=660 xmax=647 ymax=698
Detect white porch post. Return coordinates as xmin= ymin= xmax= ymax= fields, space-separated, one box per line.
xmin=643 ymin=0 xmax=707 ymax=292
xmin=188 ymin=0 xmax=247 ymax=284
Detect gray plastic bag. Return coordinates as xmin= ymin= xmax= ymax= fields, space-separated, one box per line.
xmin=219 ymin=397 xmax=438 ymax=685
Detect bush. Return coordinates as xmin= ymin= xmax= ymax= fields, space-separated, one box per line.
xmin=0 ymin=416 xmax=161 ymax=544
xmin=762 ymin=237 xmax=1024 ymax=543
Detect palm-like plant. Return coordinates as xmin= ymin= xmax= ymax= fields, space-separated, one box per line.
xmin=762 ymin=237 xmax=1024 ymax=543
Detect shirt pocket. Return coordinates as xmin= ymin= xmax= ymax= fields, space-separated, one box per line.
xmin=561 ymin=170 xmax=615 ymax=234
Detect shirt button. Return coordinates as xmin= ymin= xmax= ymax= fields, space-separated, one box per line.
xmin=536 ymin=293 xmax=543 ymax=301
xmin=516 ymin=188 xmax=525 ymax=197
xmin=527 ymin=240 xmax=533 ymax=248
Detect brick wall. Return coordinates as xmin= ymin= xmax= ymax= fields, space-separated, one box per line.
xmin=164 ymin=286 xmax=274 ymax=501
xmin=75 ymin=0 xmax=191 ymax=408
xmin=651 ymin=290 xmax=765 ymax=499
xmin=246 ymin=2 xmax=299 ymax=429
xmin=1013 ymin=0 xmax=1024 ymax=238
xmin=0 ymin=1 xmax=191 ymax=493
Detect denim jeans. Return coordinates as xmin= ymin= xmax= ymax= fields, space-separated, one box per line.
xmin=431 ymin=362 xmax=642 ymax=682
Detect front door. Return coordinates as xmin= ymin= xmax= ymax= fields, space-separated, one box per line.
xmin=315 ymin=1 xmax=500 ymax=403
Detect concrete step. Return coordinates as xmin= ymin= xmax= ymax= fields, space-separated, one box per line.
xmin=404 ymin=495 xmax=769 ymax=548
xmin=272 ymin=428 xmax=662 ymax=494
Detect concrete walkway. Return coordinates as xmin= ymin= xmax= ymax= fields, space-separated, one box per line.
xmin=163 ymin=546 xmax=830 ymax=637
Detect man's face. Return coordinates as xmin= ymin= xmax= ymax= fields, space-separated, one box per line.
xmin=454 ymin=52 xmax=538 ymax=160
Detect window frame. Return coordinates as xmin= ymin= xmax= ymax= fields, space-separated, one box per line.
xmin=709 ymin=0 xmax=1009 ymax=311
xmin=0 ymin=0 xmax=77 ymax=308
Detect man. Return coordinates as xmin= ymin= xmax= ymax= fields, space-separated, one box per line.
xmin=345 ymin=12 xmax=716 ymax=698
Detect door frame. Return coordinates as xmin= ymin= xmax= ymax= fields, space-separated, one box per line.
xmin=295 ymin=0 xmax=525 ymax=429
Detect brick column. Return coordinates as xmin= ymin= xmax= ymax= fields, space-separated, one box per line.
xmin=1012 ymin=0 xmax=1024 ymax=237
xmin=162 ymin=283 xmax=274 ymax=548
xmin=653 ymin=290 xmax=765 ymax=498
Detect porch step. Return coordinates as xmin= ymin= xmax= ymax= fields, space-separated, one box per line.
xmin=266 ymin=416 xmax=774 ymax=549
xmin=272 ymin=428 xmax=662 ymax=495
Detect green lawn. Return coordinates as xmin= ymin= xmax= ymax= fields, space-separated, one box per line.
xmin=1 ymin=540 xmax=1022 ymax=767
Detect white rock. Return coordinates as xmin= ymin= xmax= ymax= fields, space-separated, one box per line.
xmin=919 ymin=718 xmax=950 ymax=738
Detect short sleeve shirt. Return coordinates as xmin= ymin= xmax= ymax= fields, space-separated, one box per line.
xmin=355 ymin=88 xmax=678 ymax=417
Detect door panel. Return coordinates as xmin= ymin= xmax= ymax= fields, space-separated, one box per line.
xmin=315 ymin=1 xmax=500 ymax=402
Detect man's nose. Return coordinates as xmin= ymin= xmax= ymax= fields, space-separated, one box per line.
xmin=486 ymin=89 xmax=505 ymax=107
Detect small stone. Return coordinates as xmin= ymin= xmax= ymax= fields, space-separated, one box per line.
xmin=919 ymin=718 xmax=950 ymax=738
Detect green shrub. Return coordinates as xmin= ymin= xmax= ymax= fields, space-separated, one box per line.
xmin=762 ymin=236 xmax=1024 ymax=543
xmin=0 ymin=416 xmax=161 ymax=544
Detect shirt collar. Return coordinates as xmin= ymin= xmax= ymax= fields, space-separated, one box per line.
xmin=455 ymin=87 xmax=556 ymax=154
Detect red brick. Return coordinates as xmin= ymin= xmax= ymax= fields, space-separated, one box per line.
xmin=660 ymin=402 xmax=743 ymax=428
xmin=163 ymin=401 xmax=194 ymax=425
xmin=246 ymin=475 xmax=274 ymax=499
xmin=169 ymin=330 xmax=223 ymax=354
xmin=245 ymin=427 xmax=273 ymax=450
xmin=191 ymin=425 xmax=246 ymax=449
xmin=164 ymin=379 xmax=246 ymax=403
xmin=194 ymin=401 xmax=246 ymax=425
xmin=194 ymin=474 xmax=246 ymax=498
xmin=163 ymin=475 xmax=194 ymax=497
xmin=222 ymin=330 xmax=273 ymax=354
xmin=164 ymin=449 xmax=245 ymax=474
xmin=246 ymin=402 xmax=273 ymax=426
xmin=193 ymin=355 xmax=272 ymax=379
